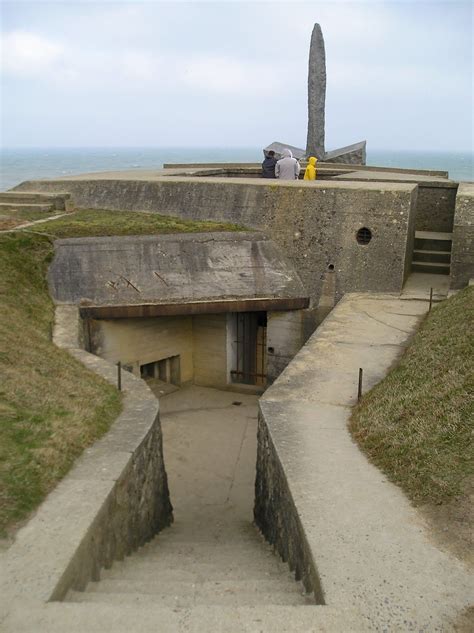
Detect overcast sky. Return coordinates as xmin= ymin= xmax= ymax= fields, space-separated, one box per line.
xmin=1 ymin=0 xmax=472 ymax=151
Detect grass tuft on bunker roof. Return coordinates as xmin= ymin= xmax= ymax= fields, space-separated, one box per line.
xmin=0 ymin=209 xmax=246 ymax=536
xmin=350 ymin=286 xmax=473 ymax=506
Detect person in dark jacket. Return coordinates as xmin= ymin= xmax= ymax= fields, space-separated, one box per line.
xmin=261 ymin=150 xmax=277 ymax=178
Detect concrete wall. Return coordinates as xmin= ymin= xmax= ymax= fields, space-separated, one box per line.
xmin=193 ymin=313 xmax=228 ymax=387
xmin=88 ymin=316 xmax=194 ymax=382
xmin=0 ymin=306 xmax=172 ymax=603
xmin=450 ymin=183 xmax=474 ymax=289
xmin=266 ymin=310 xmax=305 ymax=385
xmin=416 ymin=183 xmax=458 ymax=232
xmin=88 ymin=313 xmax=229 ymax=389
xmin=21 ymin=177 xmax=418 ymax=303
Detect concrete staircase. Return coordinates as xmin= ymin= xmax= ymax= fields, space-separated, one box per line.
xmin=66 ymin=387 xmax=313 ymax=624
xmin=412 ymin=230 xmax=452 ymax=275
xmin=67 ymin=521 xmax=312 ymax=610
xmin=0 ymin=191 xmax=74 ymax=214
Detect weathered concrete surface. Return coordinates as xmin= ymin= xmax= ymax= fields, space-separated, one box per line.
xmin=323 ymin=141 xmax=367 ymax=165
xmin=48 ymin=232 xmax=308 ymax=308
xmin=0 ymin=387 xmax=365 ymax=631
xmin=163 ymin=162 xmax=448 ymax=177
xmin=0 ymin=306 xmax=172 ymax=607
xmin=255 ymin=294 xmax=473 ymax=631
xmin=450 ymin=182 xmax=474 ymax=289
xmin=306 ymin=23 xmax=326 ymax=159
xmin=263 ymin=142 xmax=306 ymax=161
xmin=334 ymin=169 xmax=458 ymax=232
xmin=18 ymin=176 xmax=418 ymax=303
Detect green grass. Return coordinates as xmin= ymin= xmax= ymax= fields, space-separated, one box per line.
xmin=0 ymin=209 xmax=245 ymax=536
xmin=38 ymin=208 xmax=245 ymax=238
xmin=350 ymin=286 xmax=474 ymax=505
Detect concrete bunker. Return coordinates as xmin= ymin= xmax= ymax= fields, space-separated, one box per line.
xmin=49 ymin=232 xmax=311 ymax=391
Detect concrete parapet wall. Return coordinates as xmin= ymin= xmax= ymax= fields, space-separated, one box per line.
xmin=0 ymin=305 xmax=172 ymax=603
xmin=450 ymin=183 xmax=474 ymax=289
xmin=18 ymin=177 xmax=417 ymax=303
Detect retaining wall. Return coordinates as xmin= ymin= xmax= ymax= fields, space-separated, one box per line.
xmin=0 ymin=306 xmax=172 ymax=603
xmin=450 ymin=183 xmax=474 ymax=289
xmin=16 ymin=177 xmax=418 ymax=303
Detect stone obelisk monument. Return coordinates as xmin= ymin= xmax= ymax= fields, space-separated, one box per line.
xmin=306 ymin=23 xmax=326 ymax=159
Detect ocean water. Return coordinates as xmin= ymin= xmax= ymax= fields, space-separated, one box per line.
xmin=1 ymin=147 xmax=472 ymax=192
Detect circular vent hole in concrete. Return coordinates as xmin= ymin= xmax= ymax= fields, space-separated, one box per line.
xmin=356 ymin=227 xmax=372 ymax=245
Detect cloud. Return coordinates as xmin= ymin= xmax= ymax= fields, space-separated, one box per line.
xmin=181 ymin=56 xmax=285 ymax=96
xmin=1 ymin=30 xmax=63 ymax=76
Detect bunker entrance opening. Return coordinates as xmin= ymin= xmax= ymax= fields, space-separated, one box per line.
xmin=229 ymin=311 xmax=267 ymax=387
xmin=140 ymin=355 xmax=181 ymax=386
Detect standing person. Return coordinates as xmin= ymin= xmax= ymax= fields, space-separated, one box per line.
xmin=275 ymin=148 xmax=300 ymax=180
xmin=261 ymin=150 xmax=277 ymax=179
xmin=304 ymin=156 xmax=318 ymax=180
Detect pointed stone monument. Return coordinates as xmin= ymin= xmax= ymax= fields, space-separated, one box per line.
xmin=306 ymin=24 xmax=326 ymax=160
xmin=265 ymin=23 xmax=366 ymax=165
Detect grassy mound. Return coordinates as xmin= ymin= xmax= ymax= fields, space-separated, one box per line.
xmin=350 ymin=286 xmax=473 ymax=505
xmin=0 ymin=209 xmax=244 ymax=536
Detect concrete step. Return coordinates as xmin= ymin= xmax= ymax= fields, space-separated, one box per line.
xmin=0 ymin=191 xmax=72 ymax=210
xmin=135 ymin=540 xmax=275 ymax=559
xmin=412 ymin=249 xmax=451 ymax=264
xmin=0 ymin=202 xmax=55 ymax=213
xmin=84 ymin=578 xmax=307 ymax=599
xmin=68 ymin=588 xmax=311 ymax=607
xmin=414 ymin=230 xmax=452 ymax=252
xmin=99 ymin=560 xmax=290 ymax=582
xmin=411 ymin=261 xmax=450 ymax=275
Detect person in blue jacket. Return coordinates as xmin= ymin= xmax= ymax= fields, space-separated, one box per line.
xmin=261 ymin=150 xmax=277 ymax=178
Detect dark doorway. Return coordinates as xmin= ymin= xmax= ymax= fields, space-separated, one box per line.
xmin=230 ymin=312 xmax=267 ymax=386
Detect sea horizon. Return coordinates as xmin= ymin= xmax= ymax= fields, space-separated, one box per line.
xmin=1 ymin=146 xmax=472 ymax=191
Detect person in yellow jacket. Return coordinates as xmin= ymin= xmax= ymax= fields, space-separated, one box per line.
xmin=304 ymin=156 xmax=318 ymax=180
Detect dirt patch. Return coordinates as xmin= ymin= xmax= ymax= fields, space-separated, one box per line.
xmin=420 ymin=476 xmax=473 ymax=567
xmin=0 ymin=217 xmax=23 ymax=230
xmin=452 ymin=605 xmax=474 ymax=632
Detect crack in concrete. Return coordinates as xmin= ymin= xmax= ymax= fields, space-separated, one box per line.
xmin=362 ymin=311 xmax=412 ymax=334
xmin=225 ymin=416 xmax=251 ymax=504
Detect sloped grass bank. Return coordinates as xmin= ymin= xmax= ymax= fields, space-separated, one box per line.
xmin=350 ymin=287 xmax=473 ymax=506
xmin=0 ymin=210 xmax=244 ymax=536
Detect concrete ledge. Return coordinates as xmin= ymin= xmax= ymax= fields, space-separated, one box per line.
xmin=0 ymin=306 xmax=172 ymax=605
xmin=255 ymin=293 xmax=473 ymax=630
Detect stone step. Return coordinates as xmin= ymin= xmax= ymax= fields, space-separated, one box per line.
xmin=412 ymin=249 xmax=451 ymax=264
xmin=135 ymin=539 xmax=275 ymax=559
xmin=0 ymin=202 xmax=55 ymax=213
xmin=411 ymin=261 xmax=450 ymax=275
xmin=414 ymin=230 xmax=452 ymax=252
xmin=84 ymin=578 xmax=306 ymax=599
xmin=102 ymin=550 xmax=289 ymax=572
xmin=68 ymin=588 xmax=311 ymax=607
xmin=99 ymin=559 xmax=290 ymax=582
xmin=0 ymin=192 xmax=72 ymax=210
